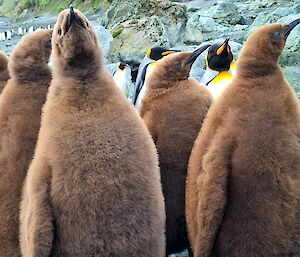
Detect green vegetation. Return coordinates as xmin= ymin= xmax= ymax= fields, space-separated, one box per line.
xmin=111 ymin=26 xmax=123 ymax=38
xmin=0 ymin=0 xmax=111 ymax=19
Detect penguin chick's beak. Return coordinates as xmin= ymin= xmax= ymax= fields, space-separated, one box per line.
xmin=216 ymin=38 xmax=230 ymax=55
xmin=185 ymin=44 xmax=211 ymax=65
xmin=285 ymin=18 xmax=300 ymax=38
xmin=66 ymin=7 xmax=86 ymax=33
xmin=161 ymin=50 xmax=181 ymax=56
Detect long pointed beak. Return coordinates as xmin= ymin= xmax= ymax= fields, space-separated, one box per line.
xmin=285 ymin=18 xmax=300 ymax=38
xmin=67 ymin=7 xmax=76 ymax=31
xmin=185 ymin=44 xmax=211 ymax=65
xmin=66 ymin=7 xmax=86 ymax=33
xmin=216 ymin=38 xmax=230 ymax=55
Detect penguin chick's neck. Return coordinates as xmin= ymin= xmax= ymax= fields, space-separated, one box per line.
xmin=147 ymin=72 xmax=185 ymax=91
xmin=55 ymin=52 xmax=102 ymax=82
xmin=10 ymin=61 xmax=51 ymax=84
xmin=236 ymin=52 xmax=279 ymax=79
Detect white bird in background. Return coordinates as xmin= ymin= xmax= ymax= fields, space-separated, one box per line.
xmin=28 ymin=26 xmax=34 ymax=33
xmin=0 ymin=32 xmax=5 ymax=41
xmin=6 ymin=30 xmax=11 ymax=40
xmin=23 ymin=28 xmax=27 ymax=35
xmin=112 ymin=62 xmax=129 ymax=97
xmin=18 ymin=27 xmax=23 ymax=36
xmin=47 ymin=24 xmax=51 ymax=29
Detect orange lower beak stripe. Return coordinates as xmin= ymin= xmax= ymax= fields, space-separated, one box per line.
xmin=162 ymin=50 xmax=175 ymax=56
xmin=216 ymin=43 xmax=226 ymax=55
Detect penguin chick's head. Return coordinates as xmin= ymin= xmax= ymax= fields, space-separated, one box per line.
xmin=151 ymin=44 xmax=210 ymax=85
xmin=240 ymin=18 xmax=300 ymax=63
xmin=207 ymin=38 xmax=233 ymax=71
xmin=9 ymin=29 xmax=52 ymax=82
xmin=52 ymin=7 xmax=101 ymax=72
xmin=118 ymin=62 xmax=129 ymax=70
xmin=146 ymin=47 xmax=179 ymax=61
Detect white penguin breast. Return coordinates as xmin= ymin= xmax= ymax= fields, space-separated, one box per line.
xmin=206 ymin=71 xmax=233 ymax=100
xmin=135 ymin=64 xmax=155 ymax=111
xmin=113 ymin=70 xmax=127 ymax=97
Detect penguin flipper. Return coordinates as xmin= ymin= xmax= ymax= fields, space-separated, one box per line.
xmin=133 ymin=63 xmax=149 ymax=105
xmin=194 ymin=133 xmax=234 ymax=257
xmin=20 ymin=156 xmax=54 ymax=257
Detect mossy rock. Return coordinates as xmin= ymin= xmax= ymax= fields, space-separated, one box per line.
xmin=111 ymin=26 xmax=124 ymax=38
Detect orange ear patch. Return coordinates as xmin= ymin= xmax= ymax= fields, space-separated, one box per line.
xmin=162 ymin=50 xmax=175 ymax=56
xmin=146 ymin=49 xmax=151 ymax=58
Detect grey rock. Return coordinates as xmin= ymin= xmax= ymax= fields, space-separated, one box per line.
xmin=104 ymin=0 xmax=187 ymax=45
xmin=246 ymin=5 xmax=300 ymax=37
xmin=184 ymin=1 xmax=250 ymax=45
xmin=169 ymin=249 xmax=189 ymax=257
xmin=280 ymin=52 xmax=300 ymax=67
xmin=249 ymin=0 xmax=277 ymax=10
xmin=185 ymin=14 xmax=217 ymax=43
xmin=108 ymin=17 xmax=170 ymax=66
xmin=210 ymin=2 xmax=242 ymax=25
xmin=177 ymin=0 xmax=218 ymax=12
xmin=283 ymin=66 xmax=300 ymax=97
xmin=92 ymin=25 xmax=113 ymax=58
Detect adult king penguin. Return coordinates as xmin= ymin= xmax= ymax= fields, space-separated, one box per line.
xmin=133 ymin=47 xmax=178 ymax=111
xmin=141 ymin=45 xmax=212 ymax=256
xmin=200 ymin=38 xmax=236 ymax=100
xmin=112 ymin=62 xmax=129 ymax=97
xmin=186 ymin=19 xmax=300 ymax=257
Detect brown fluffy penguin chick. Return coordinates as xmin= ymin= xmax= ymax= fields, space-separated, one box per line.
xmin=140 ymin=49 xmax=212 ymax=255
xmin=186 ymin=19 xmax=300 ymax=257
xmin=19 ymin=8 xmax=165 ymax=257
xmin=0 ymin=51 xmax=9 ymax=93
xmin=0 ymin=29 xmax=52 ymax=257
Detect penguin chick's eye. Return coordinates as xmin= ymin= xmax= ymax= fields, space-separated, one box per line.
xmin=44 ymin=39 xmax=52 ymax=48
xmin=273 ymin=31 xmax=282 ymax=40
xmin=173 ymin=62 xmax=182 ymax=69
xmin=57 ymin=28 xmax=62 ymax=36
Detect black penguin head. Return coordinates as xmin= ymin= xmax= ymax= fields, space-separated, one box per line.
xmin=207 ymin=38 xmax=233 ymax=72
xmin=118 ymin=62 xmax=129 ymax=70
xmin=146 ymin=47 xmax=179 ymax=61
